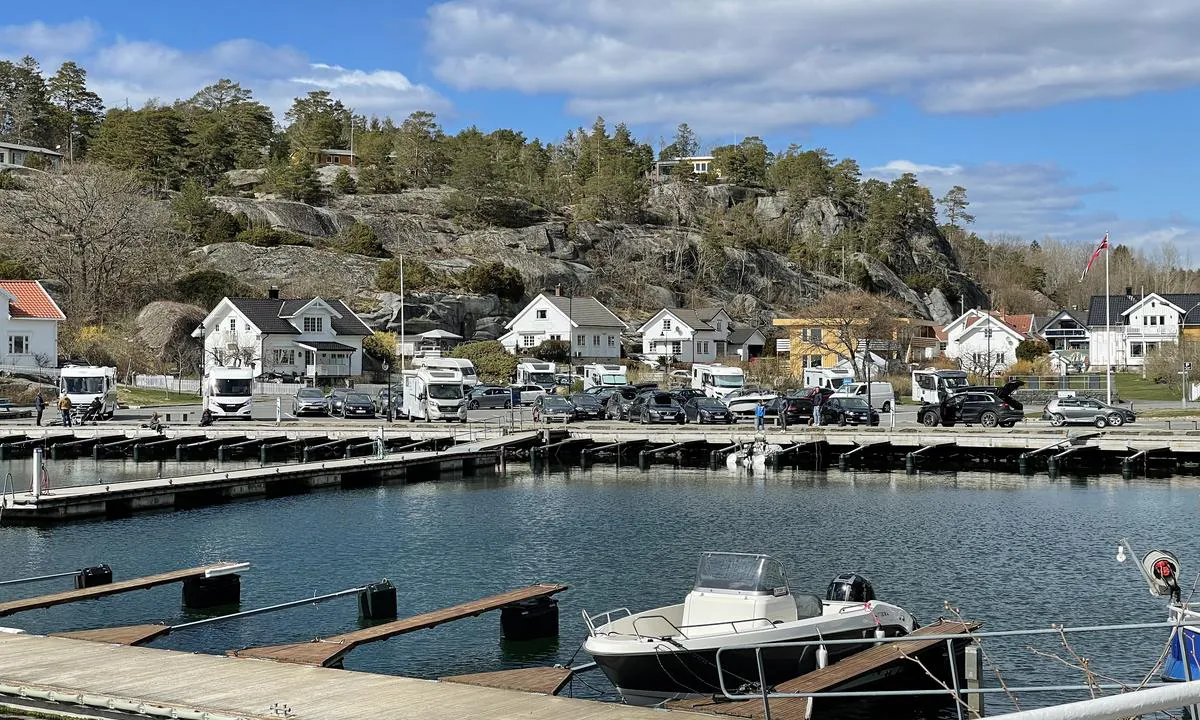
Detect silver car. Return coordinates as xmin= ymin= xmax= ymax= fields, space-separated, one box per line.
xmin=1043 ymin=397 xmax=1136 ymax=428
xmin=292 ymin=387 xmax=327 ymax=416
xmin=467 ymin=386 xmax=513 ymax=410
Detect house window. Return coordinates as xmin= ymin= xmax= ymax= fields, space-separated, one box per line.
xmin=522 ymin=335 xmax=537 ymax=348
xmin=801 ymin=328 xmax=822 ymax=343
xmin=303 ymin=317 xmax=323 ymax=332
xmin=699 ymin=341 xmax=709 ymax=354
xmin=228 ymin=318 xmax=236 ymax=332
xmin=7 ymin=335 xmax=30 ymax=355
xmin=272 ymin=349 xmax=296 ymax=365
xmin=536 ymin=309 xmax=547 ymax=319
xmin=671 ymin=341 xmax=682 ymax=355
xmin=607 ymin=336 xmax=616 ymax=347
xmin=593 ymin=335 xmax=600 ymax=346
xmin=662 ymin=318 xmax=672 ymax=331
xmin=1130 ymin=342 xmax=1144 ymax=358
xmin=715 ymin=320 xmax=723 ymax=332
xmin=549 ymin=334 xmax=561 ymax=341
xmin=806 ymin=355 xmax=823 ymax=368
xmin=577 ymin=334 xmax=586 ymax=346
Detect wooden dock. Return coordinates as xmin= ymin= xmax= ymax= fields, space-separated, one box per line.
xmin=0 ymin=563 xmax=245 ymax=618
xmin=0 ymin=633 xmax=705 ymax=720
xmin=232 ymin=583 xmax=568 ymax=667
xmin=668 ymin=620 xmax=978 ymax=720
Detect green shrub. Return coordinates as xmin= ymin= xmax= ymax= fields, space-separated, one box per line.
xmin=376 ymin=258 xmax=442 ymax=291
xmin=450 ymin=341 xmax=518 ymax=384
xmin=363 ymin=331 xmax=397 ymax=363
xmin=335 ymin=222 xmax=387 ymax=257
xmin=173 ymin=269 xmax=261 ymax=307
xmin=457 ymin=261 xmax=525 ymax=302
xmin=1015 ymin=339 xmax=1050 ymax=362
xmin=332 ymin=167 xmax=357 ymax=195
xmin=533 ymin=339 xmax=570 ymax=363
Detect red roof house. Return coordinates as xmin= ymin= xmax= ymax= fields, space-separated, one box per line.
xmin=0 ymin=280 xmax=64 ymax=368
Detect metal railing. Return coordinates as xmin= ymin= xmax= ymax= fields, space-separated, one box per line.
xmin=711 ymin=617 xmax=1198 ymax=720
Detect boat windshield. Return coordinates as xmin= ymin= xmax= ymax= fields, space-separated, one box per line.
xmin=693 ymin=552 xmax=788 ymax=595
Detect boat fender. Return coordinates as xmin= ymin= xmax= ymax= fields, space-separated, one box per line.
xmin=816 ymin=644 xmax=829 ymax=669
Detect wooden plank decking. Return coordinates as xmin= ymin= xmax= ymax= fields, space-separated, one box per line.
xmin=0 ymin=633 xmax=706 ymax=720
xmin=231 ymin=583 xmax=568 ymax=667
xmin=441 ymin=667 xmax=574 ymax=695
xmin=51 ymin=623 xmax=172 ymax=646
xmin=668 ymin=620 xmax=978 ymax=720
xmin=0 ymin=563 xmax=245 ymax=617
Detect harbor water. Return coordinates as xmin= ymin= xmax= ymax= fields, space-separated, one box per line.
xmin=1 ymin=460 xmax=1196 ymax=715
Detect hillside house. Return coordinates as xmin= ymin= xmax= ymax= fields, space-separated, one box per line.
xmin=1087 ymin=290 xmax=1200 ymax=369
xmin=0 ymin=142 xmax=62 ymax=170
xmin=0 ymin=280 xmax=64 ymax=369
xmin=499 ymin=291 xmax=626 ymax=361
xmin=192 ymin=289 xmax=373 ymax=380
xmin=637 ymin=307 xmax=732 ymax=364
xmin=650 ymin=155 xmax=719 ymax=180
xmin=773 ymin=316 xmax=938 ymax=377
xmin=941 ymin=310 xmax=1030 ymax=377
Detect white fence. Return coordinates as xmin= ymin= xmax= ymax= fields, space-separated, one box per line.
xmin=0 ymin=363 xmax=59 ymax=380
xmin=131 ymin=374 xmax=309 ymax=396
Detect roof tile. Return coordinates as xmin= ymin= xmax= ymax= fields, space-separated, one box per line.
xmin=0 ymin=280 xmax=65 ymax=320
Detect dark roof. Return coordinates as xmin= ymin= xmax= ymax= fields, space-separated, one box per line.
xmin=296 ymin=340 xmax=357 ymax=351
xmin=228 ymin=297 xmax=372 ymax=336
xmin=1085 ymin=293 xmax=1200 ymax=327
xmin=543 ymin=295 xmax=626 ymax=329
xmin=696 ymin=307 xmax=727 ymax=322
xmin=665 ymin=309 xmax=713 ymax=331
xmin=728 ymin=327 xmax=764 ymax=345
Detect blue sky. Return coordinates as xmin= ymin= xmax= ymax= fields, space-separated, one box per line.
xmin=3 ymin=0 xmax=1199 ymax=256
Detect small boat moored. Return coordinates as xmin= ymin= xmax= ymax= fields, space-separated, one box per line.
xmin=582 ymin=552 xmax=917 ymax=706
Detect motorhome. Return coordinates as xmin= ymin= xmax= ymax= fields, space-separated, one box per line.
xmin=516 ymin=359 xmax=557 ymax=390
xmin=830 ymin=381 xmax=896 ymax=412
xmin=691 ymin=364 xmax=745 ymax=399
xmin=59 ymin=365 xmax=118 ymax=419
xmin=801 ymin=367 xmax=855 ymax=391
xmin=911 ymin=368 xmax=970 ymax=404
xmin=403 ymin=368 xmax=467 ymax=423
xmin=582 ymin=363 xmax=627 ymax=390
xmin=411 ymin=356 xmax=479 ymax=387
xmin=203 ymin=366 xmax=254 ymax=419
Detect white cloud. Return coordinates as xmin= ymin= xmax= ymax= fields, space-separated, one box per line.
xmin=1 ymin=23 xmax=447 ymax=121
xmin=427 ymin=0 xmax=1200 ymax=131
xmin=867 ymin=159 xmax=1200 ymax=252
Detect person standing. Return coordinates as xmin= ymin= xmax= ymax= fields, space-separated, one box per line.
xmin=33 ymin=391 xmax=44 ymax=426
xmin=57 ymin=393 xmax=72 ymax=427
xmin=754 ymin=400 xmax=766 ymax=431
xmin=812 ymin=392 xmax=823 ymax=427
xmin=779 ymin=398 xmax=789 ymax=431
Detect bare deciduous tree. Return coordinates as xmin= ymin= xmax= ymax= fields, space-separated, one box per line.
xmin=800 ymin=291 xmax=903 ymax=376
xmin=0 ymin=164 xmax=178 ymax=324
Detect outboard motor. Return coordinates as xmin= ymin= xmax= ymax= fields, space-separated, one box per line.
xmin=827 ymin=573 xmax=875 ymax=603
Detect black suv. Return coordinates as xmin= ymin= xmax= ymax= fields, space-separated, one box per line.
xmin=628 ymin=391 xmax=686 ymax=425
xmin=918 ymin=380 xmax=1024 ymax=428
xmin=604 ymin=385 xmax=643 ymax=420
xmin=820 ymin=397 xmax=880 ymax=426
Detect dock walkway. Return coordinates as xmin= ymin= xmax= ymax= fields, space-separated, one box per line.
xmin=0 ymin=633 xmax=702 ymax=720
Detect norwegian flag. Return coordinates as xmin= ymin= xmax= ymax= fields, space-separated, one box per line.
xmin=1079 ymin=232 xmax=1109 ymax=282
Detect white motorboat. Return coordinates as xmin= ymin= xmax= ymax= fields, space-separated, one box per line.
xmin=722 ymin=388 xmax=778 ymax=416
xmin=582 ymin=552 xmax=917 ymax=706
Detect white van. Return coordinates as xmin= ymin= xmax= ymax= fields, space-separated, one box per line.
xmin=830 ymin=381 xmax=896 ymax=412
xmin=411 ymin=356 xmax=479 ymax=387
xmin=403 ymin=368 xmax=467 ymax=422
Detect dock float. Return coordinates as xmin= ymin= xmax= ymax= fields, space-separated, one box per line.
xmin=0 ymin=633 xmax=695 ymax=720
xmin=231 ymin=583 xmax=568 ymax=667
xmin=442 ymin=666 xmax=574 ymax=696
xmin=0 ymin=563 xmax=247 ymax=618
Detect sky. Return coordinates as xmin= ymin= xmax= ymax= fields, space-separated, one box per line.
xmin=2 ymin=0 xmax=1199 ymax=259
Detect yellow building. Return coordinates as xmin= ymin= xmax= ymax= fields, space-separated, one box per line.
xmin=773 ymin=317 xmax=939 ymax=377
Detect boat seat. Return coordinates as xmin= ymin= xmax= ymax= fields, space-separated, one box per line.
xmin=793 ymin=594 xmax=823 ymax=620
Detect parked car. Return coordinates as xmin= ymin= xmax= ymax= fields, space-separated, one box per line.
xmin=683 ymin=396 xmax=735 ymax=424
xmin=291 ymin=387 xmax=328 ymax=416
xmin=829 ymin=381 xmax=897 ymax=413
xmin=511 ymin=384 xmax=548 ymax=406
xmin=568 ymin=393 xmax=606 ymax=420
xmin=671 ymin=388 xmax=707 ymax=403
xmin=604 ymin=385 xmax=643 ymax=420
xmin=767 ymin=396 xmax=812 ymax=426
xmin=820 ymin=397 xmax=880 ymax=426
xmin=325 ymin=388 xmax=351 ymax=415
xmin=1043 ymin=397 xmax=1136 ymax=428
xmin=339 ymin=392 xmax=376 ymax=418
xmin=375 ymin=385 xmax=404 ymax=416
xmin=918 ymin=381 xmax=1024 ymax=428
xmin=532 ymin=394 xmax=575 ymax=423
xmin=629 ymin=391 xmax=686 ymax=425
xmin=467 ymin=385 xmax=513 ymax=410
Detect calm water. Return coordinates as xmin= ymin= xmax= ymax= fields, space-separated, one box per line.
xmin=1 ymin=461 xmax=1197 ymax=715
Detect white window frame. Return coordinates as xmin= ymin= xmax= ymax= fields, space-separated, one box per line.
xmin=521 ymin=335 xmax=537 ymax=348
xmin=7 ymin=334 xmax=30 ymax=355
xmin=607 ymin=336 xmax=616 ymax=347
xmin=303 ymin=316 xmax=323 ymax=333
xmin=577 ymin=334 xmax=586 ymax=346
xmin=671 ymin=341 xmax=682 ymax=355
xmin=592 ymin=335 xmax=600 ymax=346
xmin=536 ymin=309 xmax=547 ymax=319
xmin=662 ymin=318 xmax=672 ymax=331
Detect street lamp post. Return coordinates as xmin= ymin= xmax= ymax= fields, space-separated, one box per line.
xmin=984 ymin=327 xmax=994 ymax=386
xmin=382 ymin=360 xmax=392 ymax=422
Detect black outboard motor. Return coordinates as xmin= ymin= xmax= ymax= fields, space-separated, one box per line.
xmin=827 ymin=573 xmax=875 ymax=603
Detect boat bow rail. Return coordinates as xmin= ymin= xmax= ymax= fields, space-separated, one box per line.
xmin=581 ymin=607 xmax=631 ymax=636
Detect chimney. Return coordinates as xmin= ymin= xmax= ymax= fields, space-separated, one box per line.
xmin=554 ymin=284 xmax=562 ymax=297
xmin=1125 ymin=286 xmax=1133 ymax=300
xmin=269 ymin=286 xmax=280 ymax=299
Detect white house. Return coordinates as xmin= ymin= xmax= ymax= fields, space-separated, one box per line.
xmin=637 ymin=307 xmax=733 ymax=364
xmin=0 ymin=141 xmax=62 ymax=169
xmin=941 ymin=310 xmax=1027 ymax=376
xmin=192 ymin=289 xmax=373 ymax=380
xmin=1087 ymin=291 xmax=1197 ymax=369
xmin=499 ymin=291 xmax=627 ymax=360
xmin=0 ymin=280 xmax=64 ymax=369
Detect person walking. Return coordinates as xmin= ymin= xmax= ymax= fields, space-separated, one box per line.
xmin=33 ymin=391 xmax=44 ymax=426
xmin=57 ymin=393 xmax=72 ymax=427
xmin=812 ymin=392 xmax=823 ymax=427
xmin=754 ymin=400 xmax=766 ymax=431
xmin=779 ymin=398 xmax=789 ymax=431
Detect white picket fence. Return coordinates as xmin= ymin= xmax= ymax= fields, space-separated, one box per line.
xmin=131 ymin=374 xmax=311 ymax=396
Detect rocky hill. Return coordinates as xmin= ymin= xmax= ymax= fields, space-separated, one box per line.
xmin=194 ymin=182 xmax=986 ymax=340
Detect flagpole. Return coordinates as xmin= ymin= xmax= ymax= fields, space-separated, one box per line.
xmin=1105 ymin=233 xmax=1112 ymax=404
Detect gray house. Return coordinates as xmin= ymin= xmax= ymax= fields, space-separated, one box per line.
xmin=0 ymin=142 xmax=62 ymax=170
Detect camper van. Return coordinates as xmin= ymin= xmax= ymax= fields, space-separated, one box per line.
xmin=203 ymin=366 xmax=255 ymax=419
xmin=411 ymin=356 xmax=479 ymax=387
xmin=690 ymin=364 xmax=745 ymax=399
xmin=830 ymin=381 xmax=896 ymax=412
xmin=59 ymin=365 xmax=118 ymax=419
xmin=403 ymin=368 xmax=467 ymax=423
xmin=911 ymin=368 xmax=970 ymax=404
xmin=582 ymin=364 xmax=627 ymax=390
xmin=516 ymin=359 xmax=557 ymax=391
xmin=802 ymin=367 xmax=855 ymax=391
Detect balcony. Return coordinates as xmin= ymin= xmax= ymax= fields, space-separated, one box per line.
xmin=306 ymin=363 xmax=350 ymax=377
xmin=1124 ymin=326 xmax=1178 ymax=339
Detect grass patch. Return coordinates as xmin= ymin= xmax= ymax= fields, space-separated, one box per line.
xmin=1113 ymin=373 xmax=1182 ymax=401
xmin=117 ymin=385 xmax=198 ymax=407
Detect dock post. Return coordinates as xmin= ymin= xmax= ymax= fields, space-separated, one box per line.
xmin=358 ymin=580 xmax=398 ymax=620
xmin=275 ymin=397 xmax=281 ymax=425
xmin=501 ymin=596 xmax=559 ymax=640
xmin=964 ymin=642 xmax=983 ymax=717
xmin=183 ymin=574 xmax=241 ymax=609
xmin=31 ymin=446 xmax=43 ymax=500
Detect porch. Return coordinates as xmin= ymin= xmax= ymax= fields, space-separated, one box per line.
xmin=297 ymin=341 xmax=356 ymax=378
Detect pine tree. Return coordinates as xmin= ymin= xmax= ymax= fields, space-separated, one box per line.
xmin=47 ymin=61 xmax=103 ymax=161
